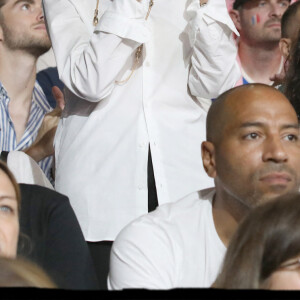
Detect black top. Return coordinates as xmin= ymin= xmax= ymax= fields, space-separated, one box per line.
xmin=18 ymin=184 xmax=99 ymax=290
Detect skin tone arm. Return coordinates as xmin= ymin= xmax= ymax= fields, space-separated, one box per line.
xmin=24 ymin=86 xmax=65 ymax=162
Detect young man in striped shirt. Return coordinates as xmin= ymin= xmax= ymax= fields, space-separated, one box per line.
xmin=0 ymin=0 xmax=58 ymax=182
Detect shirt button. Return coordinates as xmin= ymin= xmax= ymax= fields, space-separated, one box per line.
xmin=138 ymin=186 xmax=143 ymax=190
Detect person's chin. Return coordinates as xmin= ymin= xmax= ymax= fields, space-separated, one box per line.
xmin=262 ymin=184 xmax=294 ymax=200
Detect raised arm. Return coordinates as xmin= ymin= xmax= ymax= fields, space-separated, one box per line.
xmin=43 ymin=0 xmax=151 ymax=102
xmin=187 ymin=0 xmax=241 ymax=110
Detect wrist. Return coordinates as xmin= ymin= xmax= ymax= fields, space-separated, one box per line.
xmin=24 ymin=144 xmax=46 ymax=163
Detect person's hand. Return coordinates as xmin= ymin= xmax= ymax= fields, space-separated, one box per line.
xmin=25 ymin=86 xmax=65 ymax=162
xmin=34 ymin=86 xmax=64 ymax=145
xmin=200 ymin=0 xmax=208 ymax=6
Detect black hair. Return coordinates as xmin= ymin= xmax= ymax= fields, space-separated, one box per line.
xmin=284 ymin=32 xmax=300 ymax=119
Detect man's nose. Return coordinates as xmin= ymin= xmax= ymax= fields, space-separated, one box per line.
xmin=262 ymin=136 xmax=288 ymax=163
xmin=269 ymin=3 xmax=285 ymax=18
xmin=36 ymin=3 xmax=44 ymax=22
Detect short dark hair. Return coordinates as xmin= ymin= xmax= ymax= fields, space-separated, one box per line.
xmin=281 ymin=1 xmax=300 ymax=38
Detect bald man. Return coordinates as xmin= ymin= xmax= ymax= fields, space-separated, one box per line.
xmin=108 ymin=84 xmax=300 ymax=289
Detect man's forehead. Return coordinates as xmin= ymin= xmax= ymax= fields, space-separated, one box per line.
xmin=224 ymin=88 xmax=297 ymax=126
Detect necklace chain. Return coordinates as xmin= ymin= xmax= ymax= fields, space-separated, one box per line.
xmin=93 ymin=0 xmax=100 ymax=26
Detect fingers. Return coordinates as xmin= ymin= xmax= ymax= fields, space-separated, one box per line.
xmin=52 ymin=86 xmax=65 ymax=110
xmin=200 ymin=0 xmax=208 ymax=6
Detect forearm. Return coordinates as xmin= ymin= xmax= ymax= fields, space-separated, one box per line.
xmin=24 ymin=127 xmax=56 ymax=163
xmin=43 ymin=0 xmax=150 ymax=101
xmin=187 ymin=0 xmax=241 ymax=100
xmin=24 ymin=142 xmax=48 ymax=163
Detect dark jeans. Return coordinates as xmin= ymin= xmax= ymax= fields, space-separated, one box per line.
xmin=88 ymin=147 xmax=158 ymax=289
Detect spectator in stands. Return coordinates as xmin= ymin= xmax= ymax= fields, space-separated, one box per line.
xmin=283 ymin=33 xmax=300 ymax=117
xmin=230 ymin=0 xmax=290 ymax=85
xmin=0 ymin=0 xmax=61 ymax=182
xmin=214 ymin=193 xmax=300 ymax=290
xmin=280 ymin=0 xmax=300 ymax=52
xmin=269 ymin=0 xmax=300 ymax=90
xmin=0 ymin=157 xmax=98 ymax=289
xmin=0 ymin=161 xmax=20 ymax=259
xmin=109 ymin=84 xmax=300 ymax=289
xmin=18 ymin=183 xmax=100 ymax=290
xmin=277 ymin=1 xmax=300 ymax=116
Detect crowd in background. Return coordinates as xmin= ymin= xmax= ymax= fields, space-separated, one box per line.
xmin=0 ymin=0 xmax=300 ymax=292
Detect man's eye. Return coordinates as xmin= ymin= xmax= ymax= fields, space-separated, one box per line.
xmin=284 ymin=134 xmax=298 ymax=142
xmin=258 ymin=1 xmax=266 ymax=7
xmin=280 ymin=1 xmax=290 ymax=7
xmin=21 ymin=4 xmax=30 ymax=11
xmin=245 ymin=133 xmax=259 ymax=140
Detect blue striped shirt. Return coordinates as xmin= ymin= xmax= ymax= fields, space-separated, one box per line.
xmin=0 ymin=81 xmax=53 ymax=183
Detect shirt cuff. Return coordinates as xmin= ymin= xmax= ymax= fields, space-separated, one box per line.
xmin=96 ymin=12 xmax=150 ymax=44
xmin=187 ymin=0 xmax=239 ymax=46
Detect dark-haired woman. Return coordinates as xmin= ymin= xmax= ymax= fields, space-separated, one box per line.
xmin=214 ymin=193 xmax=300 ymax=289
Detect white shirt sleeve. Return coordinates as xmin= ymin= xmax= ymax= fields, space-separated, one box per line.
xmin=187 ymin=0 xmax=241 ymax=108
xmin=43 ymin=0 xmax=150 ymax=102
xmin=108 ymin=218 xmax=177 ymax=290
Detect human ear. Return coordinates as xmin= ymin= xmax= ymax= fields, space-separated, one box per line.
xmin=279 ymin=38 xmax=292 ymax=60
xmin=229 ymin=9 xmax=242 ymax=32
xmin=201 ymin=141 xmax=217 ymax=178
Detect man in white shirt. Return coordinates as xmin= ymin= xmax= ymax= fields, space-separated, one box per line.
xmin=109 ymin=83 xmax=300 ymax=289
xmin=43 ymin=0 xmax=240 ymax=288
xmin=230 ymin=0 xmax=290 ymax=85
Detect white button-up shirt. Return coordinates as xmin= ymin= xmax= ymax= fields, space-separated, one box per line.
xmin=43 ymin=0 xmax=240 ymax=241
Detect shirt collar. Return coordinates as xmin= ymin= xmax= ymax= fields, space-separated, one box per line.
xmin=0 ymin=79 xmax=51 ymax=113
xmin=32 ymin=80 xmax=52 ymax=114
xmin=0 ymin=81 xmax=9 ymax=102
